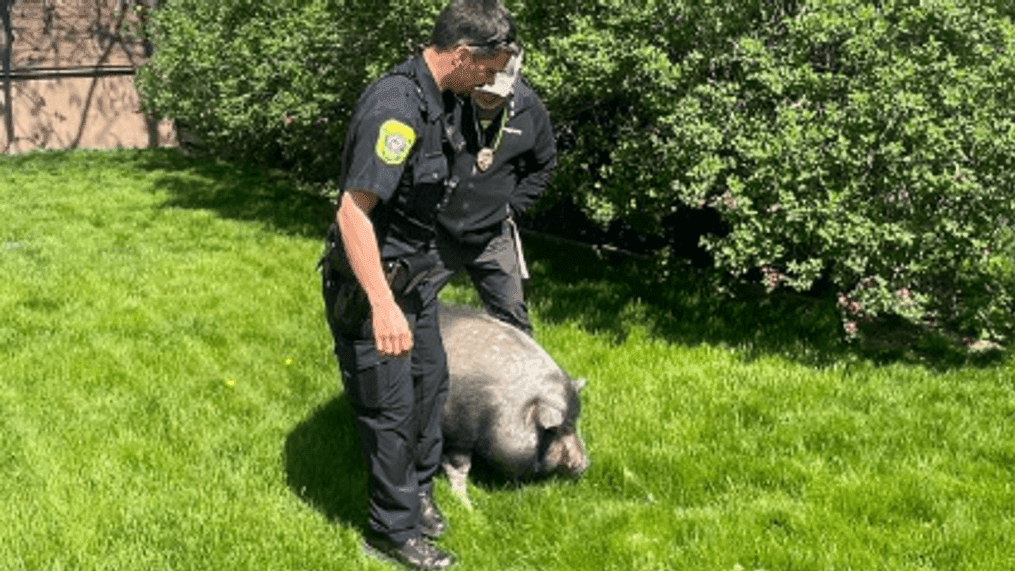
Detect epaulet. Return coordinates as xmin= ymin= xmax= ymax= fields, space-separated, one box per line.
xmin=386 ymin=59 xmax=429 ymax=119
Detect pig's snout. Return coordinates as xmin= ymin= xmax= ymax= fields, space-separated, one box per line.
xmin=543 ymin=429 xmax=589 ymax=476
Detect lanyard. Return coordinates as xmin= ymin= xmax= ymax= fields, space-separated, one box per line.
xmin=474 ymin=105 xmax=509 ymax=153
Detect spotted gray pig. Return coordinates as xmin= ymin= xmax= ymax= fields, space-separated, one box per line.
xmin=439 ymin=304 xmax=588 ymax=506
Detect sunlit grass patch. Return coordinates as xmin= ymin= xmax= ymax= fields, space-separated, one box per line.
xmin=2 ymin=149 xmax=1014 ymax=570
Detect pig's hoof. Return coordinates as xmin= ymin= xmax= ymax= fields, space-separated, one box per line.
xmin=452 ymin=486 xmax=473 ymax=510
xmin=442 ymin=459 xmax=473 ymax=509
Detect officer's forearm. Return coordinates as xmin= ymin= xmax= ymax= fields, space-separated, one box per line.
xmin=511 ymin=157 xmax=556 ymax=215
xmin=337 ymin=192 xmax=396 ymax=308
xmin=512 ymin=177 xmax=549 ymax=213
xmin=511 ymin=111 xmax=557 ymax=215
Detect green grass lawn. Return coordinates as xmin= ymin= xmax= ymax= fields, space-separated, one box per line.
xmin=2 ymin=148 xmax=1014 ymax=571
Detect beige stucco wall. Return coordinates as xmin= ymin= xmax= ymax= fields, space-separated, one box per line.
xmin=2 ymin=0 xmax=175 ymax=153
xmin=2 ymin=74 xmax=175 ymax=152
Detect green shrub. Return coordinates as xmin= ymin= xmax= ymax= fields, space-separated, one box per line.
xmin=136 ymin=0 xmax=445 ymax=187
xmin=139 ymin=0 xmax=1015 ymax=341
xmin=522 ymin=0 xmax=1015 ymax=342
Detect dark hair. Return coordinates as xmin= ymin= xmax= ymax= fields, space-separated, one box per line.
xmin=431 ymin=0 xmax=518 ymax=56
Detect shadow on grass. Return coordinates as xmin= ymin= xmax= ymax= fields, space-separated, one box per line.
xmin=282 ymin=395 xmax=370 ymax=533
xmin=522 ymin=236 xmax=835 ymax=364
xmin=120 ymin=149 xmax=1005 ymax=370
xmin=280 ymin=394 xmax=537 ymax=529
xmin=135 ymin=148 xmax=334 ymax=239
xmin=520 ymin=234 xmax=1008 ymax=371
xmin=449 ymin=454 xmax=589 ymax=500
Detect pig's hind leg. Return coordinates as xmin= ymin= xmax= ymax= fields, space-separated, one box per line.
xmin=441 ymin=450 xmax=473 ymax=509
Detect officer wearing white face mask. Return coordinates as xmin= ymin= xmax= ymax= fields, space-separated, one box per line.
xmin=431 ymin=50 xmax=557 ymax=336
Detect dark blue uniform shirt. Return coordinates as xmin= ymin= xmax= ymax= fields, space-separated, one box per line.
xmin=438 ymin=78 xmax=556 ymax=245
xmin=339 ymin=55 xmax=463 ymax=260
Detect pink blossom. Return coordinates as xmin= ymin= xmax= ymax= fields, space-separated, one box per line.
xmin=837 ymin=293 xmax=863 ymax=315
xmin=762 ymin=266 xmax=785 ymax=290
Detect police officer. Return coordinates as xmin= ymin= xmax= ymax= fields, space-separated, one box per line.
xmin=320 ymin=2 xmax=518 ymax=568
xmin=430 ymin=50 xmax=557 ymax=336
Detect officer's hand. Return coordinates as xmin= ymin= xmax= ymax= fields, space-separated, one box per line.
xmin=371 ymin=297 xmax=413 ymax=357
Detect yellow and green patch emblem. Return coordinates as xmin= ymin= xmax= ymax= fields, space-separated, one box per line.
xmin=375 ymin=119 xmax=416 ymax=165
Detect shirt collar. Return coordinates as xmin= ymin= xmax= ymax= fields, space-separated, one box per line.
xmin=412 ymin=55 xmax=446 ymax=120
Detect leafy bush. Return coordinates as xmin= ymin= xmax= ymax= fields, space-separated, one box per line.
xmin=520 ymin=0 xmax=1015 ymax=342
xmin=137 ymin=0 xmax=445 ymax=187
xmin=139 ymin=0 xmax=1015 ymax=341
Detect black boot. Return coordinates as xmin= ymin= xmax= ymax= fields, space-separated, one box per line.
xmin=364 ymin=533 xmax=455 ymax=570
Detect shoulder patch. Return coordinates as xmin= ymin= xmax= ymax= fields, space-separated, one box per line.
xmin=376 ymin=119 xmax=416 ymax=166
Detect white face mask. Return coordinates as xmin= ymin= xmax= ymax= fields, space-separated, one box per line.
xmin=475 ymin=50 xmax=523 ymax=99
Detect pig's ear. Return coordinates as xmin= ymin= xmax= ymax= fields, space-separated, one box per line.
xmin=525 ymin=402 xmax=564 ymax=428
xmin=573 ymin=378 xmax=586 ymax=391
xmin=524 ymin=402 xmax=537 ymax=426
xmin=536 ymin=405 xmax=565 ymax=429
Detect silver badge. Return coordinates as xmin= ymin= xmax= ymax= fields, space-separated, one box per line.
xmin=476 ymin=148 xmax=494 ymax=172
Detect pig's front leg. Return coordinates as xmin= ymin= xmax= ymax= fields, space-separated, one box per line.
xmin=441 ymin=450 xmax=473 ymax=509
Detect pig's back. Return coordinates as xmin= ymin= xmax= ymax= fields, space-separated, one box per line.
xmin=438 ymin=304 xmax=559 ymax=384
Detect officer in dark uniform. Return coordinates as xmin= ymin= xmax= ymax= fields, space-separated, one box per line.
xmin=430 ymin=50 xmax=557 ymax=336
xmin=319 ymin=2 xmax=518 ymax=569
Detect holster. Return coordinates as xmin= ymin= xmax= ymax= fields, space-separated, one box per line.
xmin=385 ymin=251 xmax=439 ymax=297
xmin=323 ymin=223 xmax=356 ymax=281
xmin=322 ymin=222 xmax=438 ymax=302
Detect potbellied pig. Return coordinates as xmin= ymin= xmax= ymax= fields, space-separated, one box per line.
xmin=438 ymin=304 xmax=588 ymax=506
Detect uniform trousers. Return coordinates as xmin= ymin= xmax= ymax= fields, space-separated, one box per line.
xmin=432 ymin=218 xmax=532 ymax=335
xmin=322 ymin=266 xmax=448 ymax=545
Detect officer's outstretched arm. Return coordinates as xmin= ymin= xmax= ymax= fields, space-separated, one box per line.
xmin=337 ymin=190 xmax=413 ymax=357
